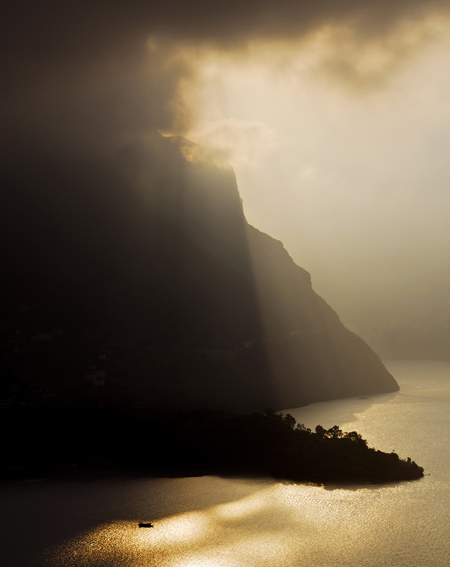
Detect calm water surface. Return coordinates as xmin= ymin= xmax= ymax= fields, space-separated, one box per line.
xmin=2 ymin=360 xmax=450 ymax=566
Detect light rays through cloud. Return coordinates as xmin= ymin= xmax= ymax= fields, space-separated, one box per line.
xmin=182 ymin=25 xmax=450 ymax=351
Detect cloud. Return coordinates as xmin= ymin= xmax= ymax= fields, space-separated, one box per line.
xmin=2 ymin=0 xmax=450 ymax=157
xmin=308 ymin=15 xmax=447 ymax=91
xmin=191 ymin=119 xmax=275 ymax=168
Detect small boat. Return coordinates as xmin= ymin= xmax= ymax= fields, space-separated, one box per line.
xmin=138 ymin=522 xmax=154 ymax=528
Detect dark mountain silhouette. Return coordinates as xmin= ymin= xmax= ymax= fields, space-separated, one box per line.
xmin=1 ymin=133 xmax=398 ymax=411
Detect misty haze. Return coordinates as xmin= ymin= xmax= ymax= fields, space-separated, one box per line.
xmin=1 ymin=1 xmax=450 ymax=566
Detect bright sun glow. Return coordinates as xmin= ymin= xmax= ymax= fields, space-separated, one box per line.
xmin=183 ymin=23 xmax=450 ymax=335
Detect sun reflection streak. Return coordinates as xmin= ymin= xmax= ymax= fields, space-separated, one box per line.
xmin=42 ymin=481 xmax=418 ymax=567
xmin=213 ymin=490 xmax=269 ymax=521
xmin=155 ymin=511 xmax=213 ymax=545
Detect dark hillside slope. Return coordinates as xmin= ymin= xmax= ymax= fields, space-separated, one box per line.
xmin=1 ymin=134 xmax=398 ymax=410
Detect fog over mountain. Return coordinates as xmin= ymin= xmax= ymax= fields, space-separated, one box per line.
xmin=187 ymin=49 xmax=450 ymax=361
xmin=1 ymin=134 xmax=398 ymax=410
xmin=2 ymin=0 xmax=450 ymax=411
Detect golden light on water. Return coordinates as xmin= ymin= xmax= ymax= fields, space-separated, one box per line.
xmin=214 ymin=493 xmax=263 ymax=521
xmin=42 ymin=481 xmax=416 ymax=567
xmin=36 ymin=366 xmax=450 ymax=567
xmin=156 ymin=512 xmax=213 ymax=545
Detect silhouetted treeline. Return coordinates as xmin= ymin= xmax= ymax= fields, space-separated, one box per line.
xmin=0 ymin=404 xmax=423 ymax=483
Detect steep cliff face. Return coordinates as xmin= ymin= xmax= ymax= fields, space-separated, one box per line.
xmin=1 ymin=134 xmax=398 ymax=410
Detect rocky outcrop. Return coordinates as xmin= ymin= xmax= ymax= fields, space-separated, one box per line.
xmin=1 ymin=133 xmax=398 ymax=411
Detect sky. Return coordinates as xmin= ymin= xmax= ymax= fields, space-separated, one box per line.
xmin=3 ymin=0 xmax=450 ymax=354
xmin=185 ymin=24 xmax=450 ymax=342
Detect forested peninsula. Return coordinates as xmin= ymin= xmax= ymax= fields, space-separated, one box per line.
xmin=1 ymin=405 xmax=423 ymax=483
